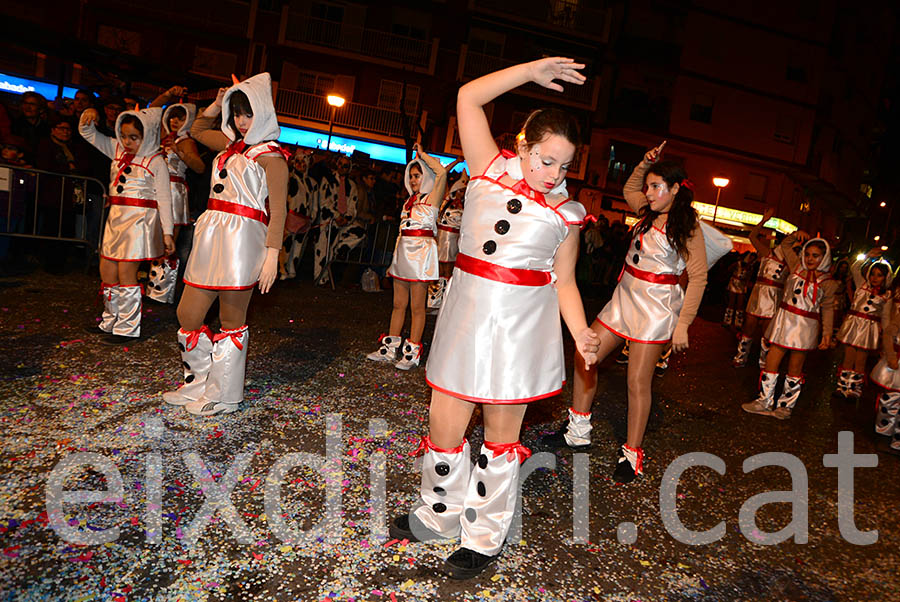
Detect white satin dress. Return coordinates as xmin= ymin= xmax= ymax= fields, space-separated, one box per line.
xmin=425 ymin=152 xmax=585 ymax=403
xmin=387 ymin=195 xmax=439 ymax=282
xmin=183 ymin=141 xmax=283 ymax=290
xmin=101 ymin=150 xmax=165 ymax=261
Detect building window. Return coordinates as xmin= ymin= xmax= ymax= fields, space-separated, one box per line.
xmin=549 ymin=0 xmax=580 ymax=28
xmin=745 ymin=173 xmax=768 ymax=202
xmin=469 ymin=28 xmax=505 ymax=57
xmin=311 ymin=1 xmax=344 ymax=23
xmin=192 ymin=47 xmax=237 ymax=78
xmin=775 ymin=115 xmax=796 ymax=143
xmin=97 ymin=25 xmax=141 ymax=55
xmin=689 ymin=94 xmax=713 ymax=124
xmin=378 ymin=80 xmax=420 ymax=114
xmin=391 ymin=7 xmax=430 ymax=40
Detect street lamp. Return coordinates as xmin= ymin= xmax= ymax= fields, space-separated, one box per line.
xmin=712 ymin=176 xmax=730 ymax=226
xmin=325 ymin=94 xmax=345 ymax=151
xmin=880 ymin=201 xmax=887 ymax=208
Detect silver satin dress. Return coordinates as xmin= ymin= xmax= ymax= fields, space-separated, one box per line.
xmin=596 ymin=225 xmax=686 ymax=344
xmin=166 ymin=139 xmax=191 ymax=226
xmin=437 ymin=206 xmax=463 ymax=262
xmin=425 ymin=154 xmax=585 ymax=404
xmin=727 ymin=263 xmax=752 ymax=294
xmin=836 ymin=286 xmax=888 ymax=350
xmin=184 ymin=142 xmax=278 ymax=290
xmin=871 ymin=330 xmax=900 ymax=391
xmin=101 ymin=151 xmax=164 ymax=261
xmin=746 ymin=254 xmax=787 ymax=319
xmin=765 ymin=271 xmax=829 ymax=350
xmin=387 ymin=196 xmax=439 ymax=282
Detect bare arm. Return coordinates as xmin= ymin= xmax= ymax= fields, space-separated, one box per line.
xmin=748 ymin=207 xmax=776 ymax=257
xmin=553 ymin=226 xmax=599 ymax=367
xmin=175 ymin=137 xmax=206 ymax=174
xmin=416 ymin=146 xmax=448 ymax=209
xmin=457 ymin=58 xmax=585 ymax=177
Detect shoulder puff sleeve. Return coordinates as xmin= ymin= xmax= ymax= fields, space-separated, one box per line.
xmin=556 ymin=199 xmax=586 ymax=227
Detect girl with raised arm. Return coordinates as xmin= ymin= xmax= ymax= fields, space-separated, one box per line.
xmin=79 ymin=105 xmax=174 ymax=344
xmin=389 ymin=58 xmax=599 ymax=579
xmin=365 ymin=143 xmax=448 ymax=370
xmin=161 ymin=73 xmax=287 ymax=417
xmin=543 ymin=142 xmax=712 ymax=484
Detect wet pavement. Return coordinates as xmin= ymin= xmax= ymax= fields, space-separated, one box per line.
xmin=1 ymin=270 xmax=898 ymax=601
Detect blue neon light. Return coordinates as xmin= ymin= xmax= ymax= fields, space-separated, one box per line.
xmin=0 ymin=72 xmax=80 ymax=100
xmin=278 ymin=124 xmax=466 ymax=171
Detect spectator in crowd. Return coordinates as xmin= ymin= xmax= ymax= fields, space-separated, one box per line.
xmin=313 ymin=154 xmax=367 ymax=285
xmin=99 ymin=97 xmax=124 ymax=136
xmin=36 ymin=116 xmax=88 ymax=174
xmin=0 ymin=100 xmax=11 ymax=141
xmin=72 ymin=89 xmax=96 ymax=116
xmin=11 ymin=92 xmax=50 ymax=161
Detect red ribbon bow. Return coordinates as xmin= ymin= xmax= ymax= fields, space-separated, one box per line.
xmin=584 ymin=213 xmax=598 ymax=224
xmin=403 ymin=193 xmax=419 ymax=214
xmin=411 ymin=435 xmax=467 ymax=457
xmin=116 ymin=153 xmax=135 ymax=168
xmin=216 ymin=140 xmax=248 ymax=171
xmin=183 ymin=325 xmax=213 ymax=352
xmin=484 ymin=440 xmax=532 ymax=464
xmin=510 ymin=178 xmax=546 ymax=206
xmin=213 ymin=326 xmax=246 ymax=350
xmin=680 ymin=179 xmax=694 ymax=191
xmin=622 ymin=443 xmax=644 ymax=476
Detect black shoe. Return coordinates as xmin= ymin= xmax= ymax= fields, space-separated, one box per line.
xmin=443 ymin=547 xmax=499 ymax=580
xmin=615 ymin=350 xmax=629 ymax=364
xmin=100 ymin=334 xmax=139 ymax=346
xmin=82 ymin=324 xmax=108 ymax=336
xmin=612 ymin=454 xmax=639 ymax=484
xmin=654 ymin=362 xmax=668 ymax=378
xmin=388 ymin=513 xmax=443 ymax=542
xmin=540 ymin=423 xmax=590 ymax=451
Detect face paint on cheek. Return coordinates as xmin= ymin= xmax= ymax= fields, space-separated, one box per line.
xmin=529 ymin=145 xmax=542 ymax=172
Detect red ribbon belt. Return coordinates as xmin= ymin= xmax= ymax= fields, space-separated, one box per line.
xmin=847 ymin=310 xmax=880 ymax=322
xmin=779 ymin=302 xmax=819 ymax=320
xmin=623 ymin=263 xmax=680 ymax=285
xmin=455 ymin=253 xmax=551 ymax=286
xmin=108 ymin=196 xmax=158 ymax=209
xmin=484 ymin=440 xmax=532 ymax=464
xmin=170 ymin=175 xmax=187 ymax=184
xmin=401 ymin=229 xmax=434 ymax=237
xmin=438 ymin=225 xmax=460 ymax=233
xmin=207 ymin=198 xmax=269 ymax=225
xmin=756 ymin=277 xmax=784 ymax=288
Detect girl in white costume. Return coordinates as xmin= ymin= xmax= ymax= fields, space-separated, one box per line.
xmin=146 ymin=86 xmax=205 ymax=304
xmin=389 ymin=58 xmax=599 ymax=580
xmin=427 ymin=171 xmax=468 ymax=310
xmin=162 ymin=73 xmax=287 ymax=416
xmin=79 ymin=105 xmax=175 ymax=344
xmin=834 ymin=249 xmax=890 ymax=399
xmin=732 ymin=208 xmax=794 ymax=368
xmin=871 ymin=283 xmax=900 ymax=452
xmin=366 ymin=143 xmax=447 ymax=370
xmin=544 ymin=142 xmax=711 ymax=484
xmin=743 ymin=233 xmax=836 ymax=419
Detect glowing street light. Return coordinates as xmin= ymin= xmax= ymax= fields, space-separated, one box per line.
xmin=882 ymin=246 xmax=889 ymax=251
xmin=880 ymin=201 xmax=887 ymax=208
xmin=325 ymin=94 xmax=346 ymax=151
xmin=875 ymin=235 xmax=881 ymax=241
xmin=712 ymin=176 xmax=729 ymax=226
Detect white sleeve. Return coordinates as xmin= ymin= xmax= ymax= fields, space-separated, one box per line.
xmin=79 ymin=120 xmax=117 ymax=160
xmin=150 ymin=155 xmax=174 ymax=236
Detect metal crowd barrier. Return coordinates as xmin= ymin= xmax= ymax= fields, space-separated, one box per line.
xmin=311 ymin=219 xmax=400 ymax=288
xmin=0 ymin=164 xmax=107 ymax=251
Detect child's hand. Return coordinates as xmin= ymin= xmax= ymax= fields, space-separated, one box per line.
xmin=214 ymin=87 xmax=228 ymax=108
xmin=762 ymin=207 xmax=776 ymax=222
xmin=163 ymin=234 xmax=175 ymax=256
xmin=818 ymin=334 xmax=831 ymax=350
xmin=80 ymin=108 xmax=99 ymax=127
xmin=644 ymin=141 xmax=666 ymax=164
xmin=258 ymin=249 xmax=278 ymax=294
xmin=574 ymin=327 xmax=600 ymax=369
xmin=672 ymin=323 xmax=689 ymax=352
xmin=528 ymin=57 xmax=586 ymax=92
xmin=167 ymin=86 xmax=187 ymax=99
xmin=889 ymin=357 xmax=899 ymax=370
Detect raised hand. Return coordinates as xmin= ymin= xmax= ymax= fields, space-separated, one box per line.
xmin=528 ymin=57 xmax=586 ymax=92
xmin=644 ymin=141 xmax=666 ymax=164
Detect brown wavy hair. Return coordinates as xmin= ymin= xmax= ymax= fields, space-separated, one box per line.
xmin=633 ymin=160 xmax=699 ymax=259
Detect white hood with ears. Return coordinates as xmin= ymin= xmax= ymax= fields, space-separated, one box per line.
xmin=404 ymin=158 xmax=436 ymax=197
xmin=865 ymin=259 xmax=894 ymax=288
xmin=801 ymin=237 xmax=832 ymax=272
xmin=221 ymin=72 xmax=280 ymax=145
xmin=162 ymin=103 xmax=197 ymax=138
xmin=115 ymin=107 xmax=163 ymax=157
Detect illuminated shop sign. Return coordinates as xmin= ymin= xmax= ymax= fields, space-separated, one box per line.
xmin=0 ymin=72 xmax=80 ymax=99
xmin=691 ymin=202 xmax=797 ymax=235
xmin=278 ymin=124 xmax=466 ymax=171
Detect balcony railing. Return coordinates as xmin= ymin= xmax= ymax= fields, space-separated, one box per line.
xmin=282 ymin=14 xmax=435 ymax=70
xmin=275 ymin=88 xmax=420 ymax=139
xmin=460 ymin=50 xmax=599 ymax=109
